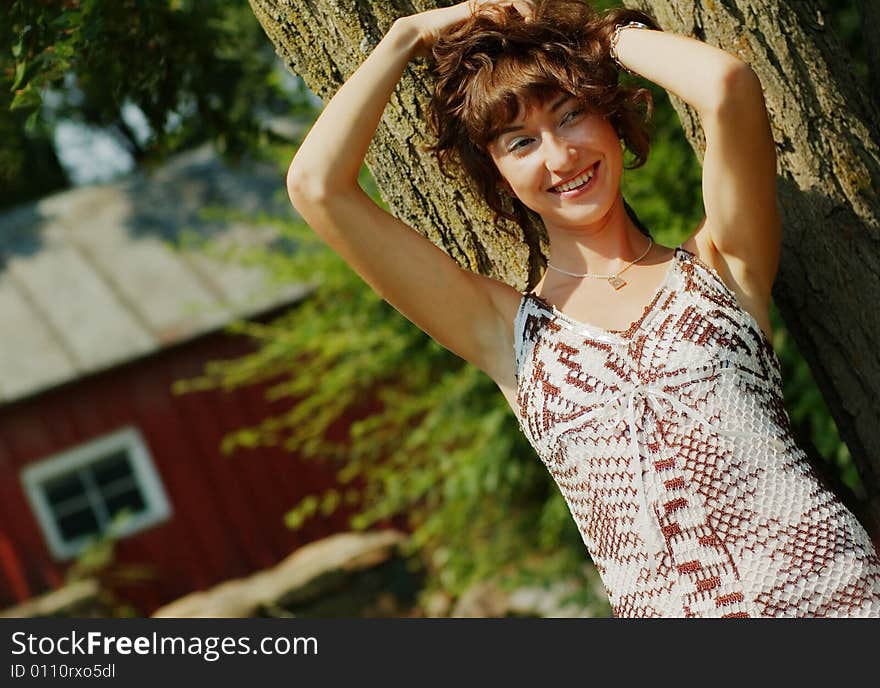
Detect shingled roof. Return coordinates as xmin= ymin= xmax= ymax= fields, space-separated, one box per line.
xmin=0 ymin=144 xmax=310 ymax=404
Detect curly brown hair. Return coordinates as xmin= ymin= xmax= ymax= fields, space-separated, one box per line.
xmin=426 ymin=0 xmax=659 ymax=236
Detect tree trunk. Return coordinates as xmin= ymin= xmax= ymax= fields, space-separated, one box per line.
xmin=249 ymin=0 xmax=880 ymax=540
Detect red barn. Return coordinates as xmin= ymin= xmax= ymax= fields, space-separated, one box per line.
xmin=0 ymin=146 xmax=356 ymax=614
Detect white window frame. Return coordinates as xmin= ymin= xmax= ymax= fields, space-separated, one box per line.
xmin=21 ymin=426 xmax=172 ymax=561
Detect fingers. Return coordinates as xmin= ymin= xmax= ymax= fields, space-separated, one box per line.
xmin=514 ymin=0 xmax=535 ymax=21
xmin=469 ymin=0 xmax=535 ymax=19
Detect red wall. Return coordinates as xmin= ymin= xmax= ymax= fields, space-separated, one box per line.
xmin=0 ymin=311 xmax=380 ymax=615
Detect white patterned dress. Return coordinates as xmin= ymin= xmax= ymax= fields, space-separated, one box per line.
xmin=513 ymin=245 xmax=880 ymax=617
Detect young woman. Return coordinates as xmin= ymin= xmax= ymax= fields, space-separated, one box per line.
xmin=286 ymin=0 xmax=880 ymax=617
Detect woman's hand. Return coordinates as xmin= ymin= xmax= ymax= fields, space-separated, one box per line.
xmin=400 ymin=0 xmax=534 ymax=56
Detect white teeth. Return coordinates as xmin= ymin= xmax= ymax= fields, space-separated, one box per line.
xmin=554 ymin=165 xmax=595 ymax=193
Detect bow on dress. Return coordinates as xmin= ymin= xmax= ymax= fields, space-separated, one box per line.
xmin=575 ymin=364 xmax=776 ymax=582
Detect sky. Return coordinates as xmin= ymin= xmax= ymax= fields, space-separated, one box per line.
xmin=52 ymin=101 xmax=151 ymax=186
xmin=47 ymin=63 xmax=315 ymax=188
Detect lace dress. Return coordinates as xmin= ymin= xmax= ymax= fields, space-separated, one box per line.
xmin=513 ymin=245 xmax=880 ymax=617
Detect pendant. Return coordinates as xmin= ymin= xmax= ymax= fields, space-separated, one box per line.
xmin=608 ymin=275 xmax=627 ymax=290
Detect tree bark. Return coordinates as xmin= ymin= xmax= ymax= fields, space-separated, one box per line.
xmin=249 ymin=0 xmax=880 ymax=540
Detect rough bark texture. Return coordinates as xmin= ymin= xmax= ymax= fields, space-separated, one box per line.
xmin=250 ymin=0 xmax=880 ymax=537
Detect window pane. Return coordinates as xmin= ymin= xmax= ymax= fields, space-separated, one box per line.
xmin=27 ymin=428 xmax=170 ymax=558
xmin=56 ymin=506 xmax=100 ymax=541
xmin=91 ymin=451 xmax=132 ymax=488
xmin=104 ymin=488 xmax=147 ymax=520
xmin=44 ymin=473 xmax=87 ymax=508
xmin=90 ymin=451 xmax=148 ymax=521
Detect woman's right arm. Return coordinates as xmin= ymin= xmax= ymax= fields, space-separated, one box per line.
xmin=287 ymin=17 xmax=423 ymax=194
xmin=287 ymin=5 xmax=524 ymax=389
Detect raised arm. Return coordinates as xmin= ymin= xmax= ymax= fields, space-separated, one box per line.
xmin=288 ymin=15 xmax=420 ymax=193
xmin=612 ymin=25 xmax=782 ymax=303
xmin=286 ymin=2 xmax=525 ymax=388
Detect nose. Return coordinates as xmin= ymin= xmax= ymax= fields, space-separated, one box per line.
xmin=542 ymin=133 xmax=578 ymax=174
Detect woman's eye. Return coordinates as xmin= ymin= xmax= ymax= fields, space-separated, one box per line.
xmin=562 ymin=109 xmax=584 ymax=125
xmin=508 ymin=138 xmax=532 ymax=153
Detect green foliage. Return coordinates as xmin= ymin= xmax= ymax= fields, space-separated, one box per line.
xmin=65 ymin=511 xmax=157 ymax=617
xmin=820 ymin=0 xmax=870 ymax=88
xmin=1 ymin=0 xmax=316 ymax=209
xmin=174 ymin=207 xmax=611 ymax=615
xmin=620 ymin=84 xmax=704 ymax=246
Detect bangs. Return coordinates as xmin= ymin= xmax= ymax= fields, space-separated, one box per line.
xmin=462 ymin=53 xmax=584 ymax=146
xmin=425 ymin=0 xmax=657 ymax=237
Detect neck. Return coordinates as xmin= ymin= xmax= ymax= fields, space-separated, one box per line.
xmin=544 ymin=192 xmax=652 ymax=275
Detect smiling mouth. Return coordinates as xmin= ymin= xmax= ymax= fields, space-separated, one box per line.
xmin=549 ymin=161 xmax=600 ymax=194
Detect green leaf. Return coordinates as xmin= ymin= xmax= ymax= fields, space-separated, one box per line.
xmin=12 ymin=61 xmax=28 ymax=91
xmin=24 ymin=109 xmax=40 ymax=133
xmin=10 ymin=86 xmax=41 ymax=111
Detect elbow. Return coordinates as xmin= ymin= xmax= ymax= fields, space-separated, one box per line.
xmin=710 ymin=61 xmax=764 ymax=115
xmin=721 ymin=60 xmax=762 ymax=97
xmin=286 ymin=156 xmax=360 ymax=210
xmin=286 ymin=163 xmax=329 ymax=209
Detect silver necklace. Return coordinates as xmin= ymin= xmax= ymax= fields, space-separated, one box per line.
xmin=546 ymin=237 xmax=654 ymax=291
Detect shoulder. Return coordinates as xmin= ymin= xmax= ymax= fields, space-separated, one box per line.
xmin=682 ymin=218 xmax=774 ymax=341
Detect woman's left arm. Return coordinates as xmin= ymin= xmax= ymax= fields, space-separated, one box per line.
xmin=613 ymin=26 xmax=781 ymax=299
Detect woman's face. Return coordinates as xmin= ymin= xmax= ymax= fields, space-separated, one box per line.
xmin=488 ymin=92 xmax=624 ymax=232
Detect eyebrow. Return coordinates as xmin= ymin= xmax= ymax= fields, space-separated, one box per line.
xmin=495 ymin=95 xmax=573 ymax=138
